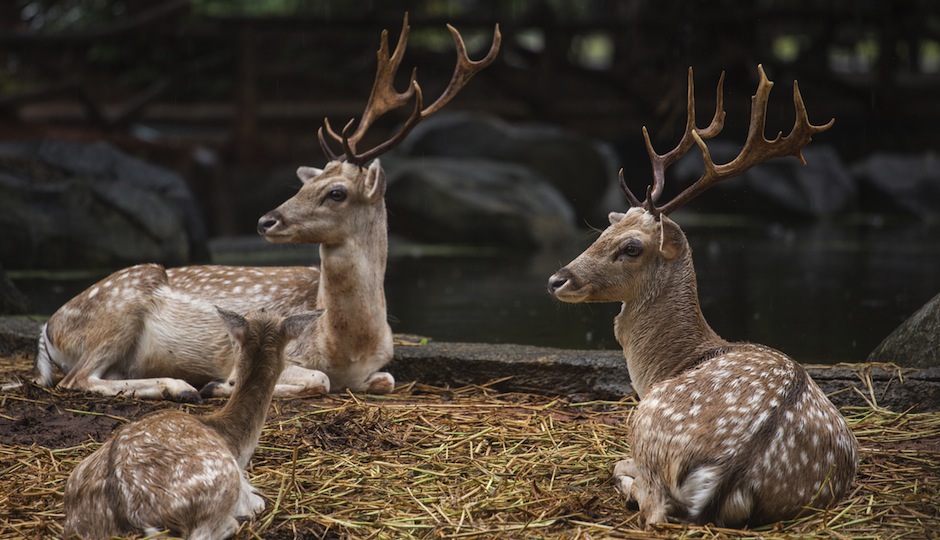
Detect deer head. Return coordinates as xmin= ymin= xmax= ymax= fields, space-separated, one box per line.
xmin=549 ymin=65 xmax=834 ymax=305
xmin=257 ymin=13 xmax=500 ymax=246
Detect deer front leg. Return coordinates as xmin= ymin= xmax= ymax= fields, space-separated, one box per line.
xmin=356 ymin=371 xmax=395 ymax=394
xmin=201 ymin=364 xmax=329 ymax=399
xmin=59 ymin=353 xmax=202 ymax=402
xmin=613 ymin=458 xmax=639 ymax=503
xmin=273 ymin=364 xmax=330 ymax=397
xmin=62 ymin=375 xmax=202 ymax=403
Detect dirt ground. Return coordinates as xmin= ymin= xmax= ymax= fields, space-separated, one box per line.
xmin=2 ymin=353 xmax=939 ymax=539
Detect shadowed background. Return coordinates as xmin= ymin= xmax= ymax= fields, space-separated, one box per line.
xmin=1 ymin=0 xmax=938 ymax=362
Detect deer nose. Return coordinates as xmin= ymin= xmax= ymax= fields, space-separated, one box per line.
xmin=548 ymin=275 xmax=568 ymax=294
xmin=257 ymin=212 xmax=283 ymax=235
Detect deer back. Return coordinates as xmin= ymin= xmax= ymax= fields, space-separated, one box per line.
xmin=630 ymin=343 xmax=858 ymax=527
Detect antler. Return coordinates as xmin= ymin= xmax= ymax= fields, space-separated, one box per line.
xmin=622 ymin=64 xmax=834 ymax=218
xmin=318 ymin=13 xmax=501 ymax=166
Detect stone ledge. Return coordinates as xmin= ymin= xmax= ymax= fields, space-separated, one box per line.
xmin=3 ymin=317 xmax=937 ymax=411
xmin=390 ymin=341 xmax=940 ymax=412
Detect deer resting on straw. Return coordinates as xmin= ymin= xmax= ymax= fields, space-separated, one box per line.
xmin=64 ymin=308 xmax=320 ymax=539
xmin=34 ymin=14 xmax=500 ymax=400
xmin=548 ymin=65 xmax=857 ymax=528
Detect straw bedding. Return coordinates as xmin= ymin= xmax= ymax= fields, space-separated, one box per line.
xmin=1 ymin=353 xmax=937 ymax=539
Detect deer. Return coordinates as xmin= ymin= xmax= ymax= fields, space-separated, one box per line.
xmin=63 ymin=308 xmax=320 ymax=539
xmin=548 ymin=65 xmax=858 ymax=529
xmin=34 ymin=14 xmax=500 ymax=400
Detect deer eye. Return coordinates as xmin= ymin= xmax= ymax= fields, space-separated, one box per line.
xmin=618 ymin=240 xmax=643 ymax=260
xmin=325 ymin=187 xmax=347 ymax=202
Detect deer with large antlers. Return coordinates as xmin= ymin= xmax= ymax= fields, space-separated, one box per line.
xmin=548 ymin=66 xmax=857 ymax=528
xmin=35 ymin=14 xmax=500 ymax=400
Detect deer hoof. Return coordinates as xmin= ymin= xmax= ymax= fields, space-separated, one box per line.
xmin=199 ymin=379 xmax=235 ymax=399
xmin=199 ymin=381 xmax=222 ymax=398
xmin=364 ymin=372 xmax=395 ymax=394
xmin=177 ymin=389 xmax=203 ymax=404
xmin=613 ymin=458 xmax=638 ymax=505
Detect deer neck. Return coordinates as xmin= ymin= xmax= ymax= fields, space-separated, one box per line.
xmin=316 ymin=206 xmax=390 ymax=357
xmin=614 ymin=257 xmax=726 ymax=399
xmin=202 ymin=343 xmax=282 ymax=468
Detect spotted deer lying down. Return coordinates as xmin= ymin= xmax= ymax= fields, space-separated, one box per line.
xmin=64 ymin=308 xmax=319 ymax=540
xmin=548 ymin=66 xmax=858 ymax=528
xmin=34 ymin=14 xmax=500 ymax=400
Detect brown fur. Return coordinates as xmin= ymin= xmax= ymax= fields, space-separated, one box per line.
xmin=63 ymin=309 xmax=318 ymax=539
xmin=549 ymin=208 xmax=858 ymax=528
xmin=36 ymin=160 xmax=393 ymax=399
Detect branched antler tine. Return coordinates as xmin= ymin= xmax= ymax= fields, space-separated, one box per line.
xmin=322 ymin=117 xmax=344 ymax=145
xmin=618 ymin=168 xmax=644 ymax=208
xmin=644 ymin=68 xmax=726 ymax=204
xmin=696 ymin=70 xmax=726 ymax=139
xmin=642 ymin=126 xmax=666 ymax=204
xmin=789 ymin=80 xmax=835 ymax=164
xmin=346 ymin=14 xmax=417 ymax=147
xmin=317 ymin=125 xmax=342 ymax=162
xmin=656 ymin=64 xmax=835 ymax=216
xmin=420 ymin=23 xmax=502 ymax=117
xmin=348 ymin=81 xmax=424 ymax=165
xmin=339 ymin=118 xmax=358 ymax=162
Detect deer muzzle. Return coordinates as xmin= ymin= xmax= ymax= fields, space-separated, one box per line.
xmin=547 ymin=267 xmax=585 ymax=302
xmin=257 ymin=211 xmax=283 ymax=236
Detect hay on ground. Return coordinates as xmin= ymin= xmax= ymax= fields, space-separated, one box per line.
xmin=1 ymin=354 xmax=938 ymax=539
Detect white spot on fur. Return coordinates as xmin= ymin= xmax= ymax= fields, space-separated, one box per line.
xmin=676 ymin=464 xmax=723 ymax=520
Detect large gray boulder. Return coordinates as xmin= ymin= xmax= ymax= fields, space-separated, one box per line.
xmin=868 ymin=293 xmax=940 ymax=369
xmin=0 ymin=140 xmax=208 ymax=269
xmin=662 ymin=143 xmax=855 ymax=216
xmin=852 ymin=153 xmax=940 ymax=221
xmin=385 ymin=157 xmax=576 ymax=248
xmin=392 ymin=112 xmax=620 ymax=225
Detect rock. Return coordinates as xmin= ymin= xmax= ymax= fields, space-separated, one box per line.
xmin=385 ymin=157 xmax=576 ymax=248
xmin=0 ymin=263 xmax=29 ymax=315
xmin=392 ymin=112 xmax=620 ymax=225
xmin=852 ymin=153 xmax=940 ymax=221
xmin=388 ymin=341 xmax=940 ymax=411
xmin=0 ymin=316 xmax=40 ymax=358
xmin=660 ymin=143 xmax=855 ymax=216
xmin=869 ymin=292 xmax=940 ymax=369
xmin=0 ymin=139 xmax=208 ymax=270
xmin=1 ymin=315 xmax=936 ymax=411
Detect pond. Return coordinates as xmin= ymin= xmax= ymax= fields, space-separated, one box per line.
xmin=13 ymin=217 xmax=940 ymax=365
xmin=380 ymin=218 xmax=940 ymax=364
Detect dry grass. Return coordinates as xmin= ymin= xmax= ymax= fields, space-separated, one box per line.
xmin=1 ymin=353 xmax=938 ymax=539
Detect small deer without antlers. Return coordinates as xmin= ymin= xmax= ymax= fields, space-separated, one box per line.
xmin=35 ymin=14 xmax=500 ymax=400
xmin=64 ymin=308 xmax=319 ymax=539
xmin=548 ymin=65 xmax=857 ymax=528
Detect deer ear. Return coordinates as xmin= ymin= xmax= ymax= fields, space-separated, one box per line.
xmin=216 ymin=307 xmax=248 ymax=344
xmin=297 ymin=167 xmax=323 ymax=183
xmin=609 ymin=212 xmax=626 ymax=225
xmin=658 ymin=217 xmax=686 ymax=260
xmin=281 ymin=310 xmax=323 ymax=340
xmin=364 ymin=159 xmax=387 ymax=202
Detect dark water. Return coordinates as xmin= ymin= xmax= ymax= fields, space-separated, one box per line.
xmin=14 ymin=219 xmax=940 ymax=364
xmin=385 ymin=218 xmax=940 ymax=364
